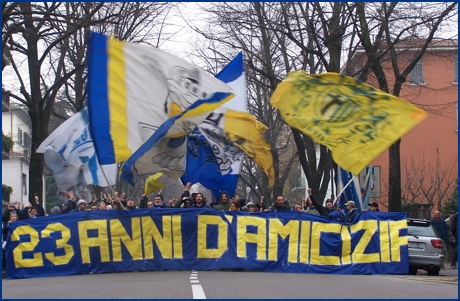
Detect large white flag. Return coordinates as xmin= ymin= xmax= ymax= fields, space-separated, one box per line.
xmin=87 ymin=32 xmax=235 ymax=184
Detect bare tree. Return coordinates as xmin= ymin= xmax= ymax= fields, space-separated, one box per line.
xmin=351 ymin=2 xmax=457 ymax=211
xmin=380 ymin=148 xmax=457 ymax=211
xmin=2 ymin=2 xmax=178 ymax=204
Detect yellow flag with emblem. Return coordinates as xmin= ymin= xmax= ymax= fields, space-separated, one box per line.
xmin=270 ymin=72 xmax=428 ymax=175
xmin=223 ymin=109 xmax=275 ymax=187
xmin=145 ymin=172 xmax=165 ymax=195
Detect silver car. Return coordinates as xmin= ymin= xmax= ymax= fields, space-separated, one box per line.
xmin=407 ymin=218 xmax=445 ymax=276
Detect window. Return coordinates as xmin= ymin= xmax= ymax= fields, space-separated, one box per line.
xmin=17 ymin=128 xmax=23 ymax=145
xmin=24 ymin=132 xmax=30 ymax=149
xmin=22 ymin=173 xmax=27 ymax=195
xmin=454 ymin=56 xmax=458 ymax=83
xmin=409 ymin=59 xmax=424 ymax=84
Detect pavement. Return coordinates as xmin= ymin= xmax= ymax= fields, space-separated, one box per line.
xmin=402 ymin=260 xmax=458 ymax=285
xmin=3 ymin=261 xmax=458 ymax=282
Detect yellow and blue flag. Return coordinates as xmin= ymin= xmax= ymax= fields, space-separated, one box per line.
xmin=270 ymin=72 xmax=428 ymax=175
xmin=87 ymin=32 xmax=234 ymax=184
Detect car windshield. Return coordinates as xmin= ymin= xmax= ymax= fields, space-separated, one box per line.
xmin=407 ymin=221 xmax=438 ymax=237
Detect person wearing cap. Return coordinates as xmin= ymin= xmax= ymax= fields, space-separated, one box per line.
xmin=125 ymin=197 xmax=137 ymax=210
xmin=69 ymin=199 xmax=89 ymax=213
xmin=50 ymin=206 xmax=61 ymax=215
xmin=343 ymin=201 xmax=359 ymax=223
xmin=215 ymin=192 xmax=231 ymax=211
xmin=368 ymin=202 xmax=380 ymax=212
xmin=247 ymin=202 xmax=258 ymax=213
xmin=307 ymin=188 xmax=337 ymax=217
xmin=59 ymin=202 xmax=70 ymax=213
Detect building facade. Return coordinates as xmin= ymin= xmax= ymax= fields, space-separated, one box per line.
xmin=2 ymin=90 xmax=32 ymax=210
xmin=353 ymin=39 xmax=458 ymax=211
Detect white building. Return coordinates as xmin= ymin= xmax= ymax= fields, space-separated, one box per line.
xmin=2 ymin=90 xmax=32 ymax=210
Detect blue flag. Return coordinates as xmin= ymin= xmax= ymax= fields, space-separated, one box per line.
xmin=337 ymin=166 xmax=364 ymax=212
xmin=361 ymin=166 xmax=374 ymax=210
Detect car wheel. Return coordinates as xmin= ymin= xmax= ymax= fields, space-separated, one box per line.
xmin=427 ymin=267 xmax=440 ymax=276
xmin=408 ymin=266 xmax=418 ymax=275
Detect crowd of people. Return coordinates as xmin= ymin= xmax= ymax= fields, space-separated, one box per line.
xmin=1 ymin=183 xmax=381 ymax=234
xmin=2 ymin=181 xmax=457 ymax=272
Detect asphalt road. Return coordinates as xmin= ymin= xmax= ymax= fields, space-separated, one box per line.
xmin=2 ymin=268 xmax=458 ymax=299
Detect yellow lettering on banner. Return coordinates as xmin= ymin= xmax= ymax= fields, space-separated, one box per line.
xmin=379 ymin=221 xmax=391 ymax=262
xmin=310 ymin=222 xmax=341 ymax=266
xmin=41 ymin=223 xmax=74 ymax=265
xmin=172 ymin=215 xmax=183 ymax=259
xmin=142 ymin=216 xmax=173 ymax=259
xmin=299 ymin=221 xmax=311 ymax=264
xmin=11 ymin=225 xmax=43 ymax=268
xmin=110 ymin=218 xmax=143 ymax=261
xmin=197 ymin=215 xmax=228 ymax=258
xmin=237 ymin=216 xmax=266 ymax=260
xmin=268 ymin=219 xmax=299 ymax=263
xmin=389 ymin=220 xmax=408 ymax=262
xmin=350 ymin=220 xmax=379 ymax=263
xmin=340 ymin=225 xmax=352 ymax=265
xmin=78 ymin=220 xmax=110 ymax=264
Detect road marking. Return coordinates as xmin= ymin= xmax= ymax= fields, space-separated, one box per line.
xmin=190 ymin=271 xmax=206 ymax=299
xmin=192 ymin=284 xmax=206 ymax=299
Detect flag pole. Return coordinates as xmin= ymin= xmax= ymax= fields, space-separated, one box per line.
xmin=100 ymin=163 xmax=118 ymax=198
xmin=333 ymin=175 xmax=357 ymax=206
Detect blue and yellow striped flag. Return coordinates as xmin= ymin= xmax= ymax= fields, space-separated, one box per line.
xmin=270 ymin=72 xmax=428 ymax=175
xmin=87 ymin=32 xmax=234 ymax=184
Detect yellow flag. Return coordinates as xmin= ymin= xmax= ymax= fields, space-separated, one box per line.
xmin=144 ymin=173 xmax=165 ymax=195
xmin=223 ymin=109 xmax=275 ymax=187
xmin=270 ymin=72 xmax=428 ymax=175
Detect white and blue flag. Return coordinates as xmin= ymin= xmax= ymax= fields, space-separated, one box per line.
xmin=337 ymin=166 xmax=364 ymax=212
xmin=181 ymin=52 xmax=246 ymax=199
xmin=37 ymin=107 xmax=118 ymax=188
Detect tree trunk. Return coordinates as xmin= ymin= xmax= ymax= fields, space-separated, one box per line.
xmin=388 ymin=140 xmax=402 ymax=212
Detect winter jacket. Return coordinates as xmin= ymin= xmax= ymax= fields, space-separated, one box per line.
xmin=269 ymin=202 xmax=291 ymax=212
xmin=431 ymin=217 xmax=450 ymax=245
xmin=215 ymin=202 xmax=231 ymax=210
xmin=343 ymin=208 xmax=359 ymax=223
xmin=310 ymin=195 xmax=335 ymax=217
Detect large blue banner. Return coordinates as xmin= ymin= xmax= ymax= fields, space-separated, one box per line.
xmin=4 ymin=209 xmax=408 ymax=279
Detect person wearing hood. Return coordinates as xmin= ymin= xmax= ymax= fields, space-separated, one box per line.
xmin=214 ymin=192 xmax=231 ymax=211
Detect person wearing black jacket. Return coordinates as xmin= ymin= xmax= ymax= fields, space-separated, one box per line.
xmin=308 ymin=188 xmax=336 ymax=217
xmin=265 ymin=195 xmax=291 ymax=212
